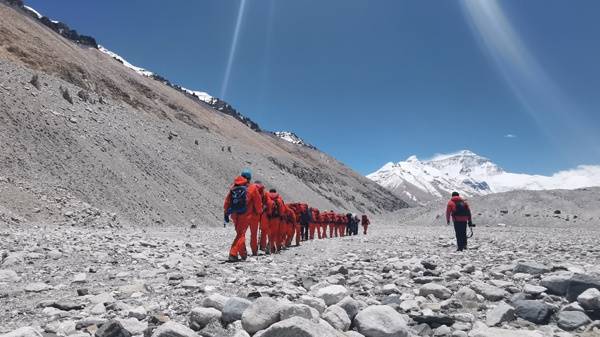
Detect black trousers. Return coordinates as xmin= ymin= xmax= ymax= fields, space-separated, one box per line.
xmin=301 ymin=223 xmax=309 ymax=241
xmin=453 ymin=221 xmax=468 ymax=249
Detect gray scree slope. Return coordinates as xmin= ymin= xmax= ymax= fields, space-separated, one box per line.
xmin=0 ymin=3 xmax=408 ymax=227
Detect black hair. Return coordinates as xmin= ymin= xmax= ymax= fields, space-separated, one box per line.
xmin=452 ymin=191 xmax=460 ymax=197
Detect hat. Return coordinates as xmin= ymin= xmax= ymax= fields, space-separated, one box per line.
xmin=452 ymin=191 xmax=460 ymax=197
xmin=241 ymin=168 xmax=252 ymax=181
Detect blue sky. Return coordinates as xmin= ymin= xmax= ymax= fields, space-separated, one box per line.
xmin=26 ymin=0 xmax=600 ymax=175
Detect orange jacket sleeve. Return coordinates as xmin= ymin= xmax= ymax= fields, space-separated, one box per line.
xmin=249 ymin=185 xmax=262 ymax=215
xmin=446 ymin=201 xmax=453 ymax=223
xmin=224 ymin=190 xmax=232 ymax=214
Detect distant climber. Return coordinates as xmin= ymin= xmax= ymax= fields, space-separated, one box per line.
xmin=446 ymin=191 xmax=473 ymax=251
xmin=224 ymin=169 xmax=262 ymax=261
xmin=265 ymin=189 xmax=285 ymax=254
xmin=362 ymin=214 xmax=370 ymax=235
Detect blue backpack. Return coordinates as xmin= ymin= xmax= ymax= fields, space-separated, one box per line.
xmin=229 ymin=185 xmax=248 ymax=214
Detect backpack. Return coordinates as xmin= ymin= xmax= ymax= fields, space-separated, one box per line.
xmin=453 ymin=200 xmax=469 ymax=217
xmin=229 ymin=185 xmax=247 ymax=214
xmin=270 ymin=199 xmax=281 ymax=218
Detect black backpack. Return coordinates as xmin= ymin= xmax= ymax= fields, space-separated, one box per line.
xmin=453 ymin=200 xmax=469 ymax=217
xmin=270 ymin=199 xmax=281 ymax=218
xmin=229 ymin=185 xmax=247 ymax=214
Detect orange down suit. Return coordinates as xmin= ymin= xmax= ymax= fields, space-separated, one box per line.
xmin=223 ymin=176 xmax=262 ymax=258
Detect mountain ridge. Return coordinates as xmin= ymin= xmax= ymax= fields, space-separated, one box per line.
xmin=368 ymin=150 xmax=600 ymax=204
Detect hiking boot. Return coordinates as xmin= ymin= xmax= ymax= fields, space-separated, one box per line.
xmin=241 ymin=255 xmax=247 ymax=261
xmin=228 ymin=255 xmax=239 ymax=262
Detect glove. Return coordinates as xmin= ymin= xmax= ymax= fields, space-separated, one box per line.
xmin=468 ymin=221 xmax=474 ymax=227
xmin=224 ymin=213 xmax=230 ymax=224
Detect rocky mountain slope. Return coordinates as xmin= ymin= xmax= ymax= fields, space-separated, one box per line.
xmin=0 ymin=1 xmax=408 ymax=228
xmin=368 ymin=150 xmax=600 ymax=204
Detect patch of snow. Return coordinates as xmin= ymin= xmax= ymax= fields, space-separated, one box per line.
xmin=23 ymin=5 xmax=42 ymax=19
xmin=274 ymin=131 xmax=315 ymax=149
xmin=98 ymin=45 xmax=155 ymax=78
xmin=180 ymin=87 xmax=214 ymax=104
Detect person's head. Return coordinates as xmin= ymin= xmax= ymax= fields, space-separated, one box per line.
xmin=241 ymin=168 xmax=252 ymax=181
xmin=254 ymin=180 xmax=264 ymax=192
xmin=269 ymin=189 xmax=277 ymax=193
xmin=452 ymin=191 xmax=460 ymax=197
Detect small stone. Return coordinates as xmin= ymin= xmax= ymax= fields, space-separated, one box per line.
xmin=25 ymin=282 xmax=52 ymax=292
xmin=513 ymin=262 xmax=550 ymax=275
xmin=513 ymin=300 xmax=554 ymax=324
xmin=95 ymin=320 xmax=132 ymax=337
xmin=221 ymin=297 xmax=251 ymax=325
xmin=202 ymin=293 xmax=229 ymax=311
xmin=189 ymin=307 xmax=221 ymax=331
xmin=315 ymin=285 xmax=349 ymax=306
xmin=322 ymin=304 xmax=351 ymax=331
xmin=485 ymin=302 xmax=515 ymax=327
xmin=150 ymin=321 xmax=197 ymax=337
xmin=419 ymin=283 xmax=452 ymax=300
xmin=0 ymin=269 xmax=20 ymax=282
xmin=354 ymin=305 xmax=410 ymax=337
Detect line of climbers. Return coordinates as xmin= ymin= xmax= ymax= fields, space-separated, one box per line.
xmin=223 ymin=169 xmax=371 ymax=262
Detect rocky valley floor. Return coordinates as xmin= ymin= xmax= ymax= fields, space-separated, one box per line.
xmin=1 ymin=222 xmax=600 ymax=337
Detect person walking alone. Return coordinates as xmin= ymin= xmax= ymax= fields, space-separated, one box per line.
xmin=446 ymin=192 xmax=473 ymax=251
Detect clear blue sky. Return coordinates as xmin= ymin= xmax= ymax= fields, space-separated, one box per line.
xmin=26 ymin=0 xmax=600 ymax=175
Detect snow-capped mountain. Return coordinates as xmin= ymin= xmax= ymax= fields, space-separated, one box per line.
xmin=273 ymin=131 xmax=316 ymax=149
xmin=368 ymin=150 xmax=600 ymax=204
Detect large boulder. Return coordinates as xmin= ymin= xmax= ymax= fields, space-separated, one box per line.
xmin=222 ymin=297 xmax=251 ymax=325
xmin=513 ymin=262 xmax=550 ymax=275
xmin=485 ymin=302 xmax=515 ymax=327
xmin=418 ymin=283 xmax=452 ymax=300
xmin=241 ymin=297 xmax=282 ymax=334
xmin=299 ymin=295 xmax=327 ymax=314
xmin=577 ymin=288 xmax=600 ymax=311
xmin=315 ymin=285 xmax=349 ymax=306
xmin=151 ymin=322 xmax=198 ymax=337
xmin=354 ymin=305 xmax=409 ymax=337
xmin=322 ymin=305 xmax=351 ymax=331
xmin=253 ymin=317 xmax=340 ymax=337
xmin=513 ymin=300 xmax=554 ymax=324
xmin=540 ymin=273 xmax=572 ymax=296
xmin=557 ymin=310 xmax=591 ymax=331
xmin=188 ymin=307 xmax=222 ymax=331
xmin=565 ymin=273 xmax=600 ymax=302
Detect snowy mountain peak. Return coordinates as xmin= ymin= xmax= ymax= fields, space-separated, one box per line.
xmin=368 ymin=150 xmax=600 ymax=204
xmin=274 ymin=131 xmax=316 ymax=149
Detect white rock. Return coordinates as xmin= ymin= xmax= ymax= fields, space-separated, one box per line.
xmin=419 ymin=283 xmax=452 ymax=300
xmin=254 ymin=316 xmax=340 ymax=337
xmin=189 ymin=307 xmax=222 ymax=330
xmin=315 ymin=285 xmax=349 ymax=306
xmin=354 ymin=305 xmax=409 ymax=337
xmin=0 ymin=269 xmax=20 ymax=282
xmin=322 ymin=305 xmax=351 ymax=331
xmin=0 ymin=327 xmax=43 ymax=337
xmin=577 ymin=288 xmax=600 ymax=310
xmin=151 ymin=321 xmax=198 ymax=337
xmin=485 ymin=302 xmax=515 ymax=327
xmin=241 ymin=297 xmax=282 ymax=334
xmin=203 ymin=293 xmax=229 ymax=311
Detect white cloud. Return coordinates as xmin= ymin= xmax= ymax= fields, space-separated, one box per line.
xmin=504 ymin=134 xmax=517 ymax=138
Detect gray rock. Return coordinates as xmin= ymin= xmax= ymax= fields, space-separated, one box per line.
xmin=557 ymin=311 xmax=591 ymax=331
xmin=513 ymin=300 xmax=554 ymax=324
xmin=471 ymin=282 xmax=508 ymax=302
xmin=354 ymin=305 xmax=409 ymax=337
xmin=566 ymin=273 xmax=600 ymax=302
xmin=563 ymin=302 xmax=585 ymax=312
xmin=513 ymin=262 xmax=550 ymax=275
xmin=345 ymin=332 xmax=366 ymax=337
xmin=454 ymin=287 xmax=478 ymax=303
xmin=485 ymin=302 xmax=515 ymax=327
xmin=433 ymin=325 xmax=451 ymax=336
xmin=322 ymin=305 xmax=351 ymax=331
xmin=203 ymin=293 xmax=230 ymax=311
xmin=254 ymin=316 xmax=340 ymax=337
xmin=117 ymin=318 xmax=147 ymax=336
xmin=95 ymin=320 xmax=132 ymax=337
xmin=279 ymin=304 xmax=319 ymax=322
xmin=469 ymin=327 xmax=543 ymax=337
xmin=577 ymin=288 xmax=600 ymax=310
xmin=222 ymin=297 xmax=251 ymax=325
xmin=90 ymin=292 xmax=116 ymax=304
xmin=419 ymin=283 xmax=452 ymax=300
xmin=241 ymin=297 xmax=282 ymax=334
xmin=337 ymin=296 xmax=361 ymax=320
xmin=188 ymin=307 xmax=222 ymax=331
xmin=540 ymin=273 xmax=572 ymax=296
xmin=0 ymin=327 xmax=43 ymax=337
xmin=198 ymin=319 xmax=229 ymax=337
xmin=0 ymin=269 xmax=20 ymax=282
xmin=127 ymin=306 xmax=147 ymax=320
xmin=523 ymin=285 xmax=546 ymax=296
xmin=299 ymin=295 xmax=327 ymax=314
xmin=315 ymin=285 xmax=349 ymax=306
xmin=151 ymin=322 xmax=198 ymax=337
xmin=24 ymin=282 xmax=52 ymax=292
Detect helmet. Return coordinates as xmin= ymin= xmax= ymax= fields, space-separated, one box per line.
xmin=241 ymin=168 xmax=252 ymax=181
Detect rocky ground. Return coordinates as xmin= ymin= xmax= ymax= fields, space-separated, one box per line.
xmin=2 ymin=221 xmax=600 ymax=337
